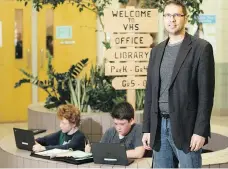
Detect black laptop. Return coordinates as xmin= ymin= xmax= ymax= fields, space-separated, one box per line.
xmin=91 ymin=143 xmax=134 ymax=166
xmin=28 ymin=128 xmax=46 ymax=135
xmin=13 ymin=128 xmax=35 ymax=151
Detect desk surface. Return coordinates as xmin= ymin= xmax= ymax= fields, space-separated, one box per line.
xmin=1 ymin=124 xmax=228 ymax=168
xmin=0 ymin=132 xmax=152 ymax=168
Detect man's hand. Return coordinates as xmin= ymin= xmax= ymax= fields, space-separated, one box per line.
xmin=142 ymin=133 xmax=152 ymax=150
xmin=190 ymin=134 xmax=205 ymax=151
xmin=32 ymin=143 xmax=46 ymax=152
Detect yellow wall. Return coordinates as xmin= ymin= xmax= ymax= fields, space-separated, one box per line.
xmin=0 ymin=1 xmax=32 ymax=122
xmin=38 ymin=4 xmax=97 ymax=102
xmin=0 ymin=1 xmax=96 ymax=122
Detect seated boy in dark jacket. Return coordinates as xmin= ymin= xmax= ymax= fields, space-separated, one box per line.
xmin=33 ymin=104 xmax=85 ymax=152
xmin=85 ymin=102 xmax=145 ymax=158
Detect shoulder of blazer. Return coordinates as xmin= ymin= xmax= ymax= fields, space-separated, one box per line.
xmin=189 ymin=33 xmax=211 ymax=48
xmin=149 ymin=38 xmax=168 ymax=59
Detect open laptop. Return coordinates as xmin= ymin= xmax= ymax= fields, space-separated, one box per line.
xmin=13 ymin=128 xmax=35 ymax=151
xmin=91 ymin=143 xmax=134 ymax=166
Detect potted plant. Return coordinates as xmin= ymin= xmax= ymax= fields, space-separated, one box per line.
xmin=15 ymin=52 xmax=89 ymax=109
xmin=15 ymin=52 xmax=126 ymax=113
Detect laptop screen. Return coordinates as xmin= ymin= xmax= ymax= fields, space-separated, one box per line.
xmin=91 ymin=143 xmax=134 ymax=166
xmin=13 ymin=128 xmax=35 ymax=151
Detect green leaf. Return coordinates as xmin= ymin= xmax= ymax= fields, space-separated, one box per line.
xmin=118 ymin=0 xmax=128 ymax=5
xmin=79 ymin=7 xmax=83 ymax=12
xmin=14 ymin=78 xmax=30 ymax=88
xmin=102 ymin=41 xmax=111 ymax=49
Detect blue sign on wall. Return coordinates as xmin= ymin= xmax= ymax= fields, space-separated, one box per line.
xmin=198 ymin=15 xmax=216 ymax=24
xmin=56 ymin=26 xmax=72 ymax=39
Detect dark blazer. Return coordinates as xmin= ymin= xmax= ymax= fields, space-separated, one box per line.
xmin=143 ymin=32 xmax=215 ymax=153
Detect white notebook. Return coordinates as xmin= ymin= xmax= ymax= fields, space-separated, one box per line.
xmin=35 ymin=148 xmax=92 ymax=159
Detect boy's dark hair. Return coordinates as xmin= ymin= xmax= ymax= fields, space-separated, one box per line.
xmin=111 ymin=102 xmax=134 ymax=121
xmin=164 ymin=0 xmax=187 ymax=16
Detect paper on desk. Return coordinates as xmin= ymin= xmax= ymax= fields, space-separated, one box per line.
xmin=55 ymin=150 xmax=92 ymax=158
xmin=35 ymin=148 xmax=92 ymax=159
xmin=35 ymin=148 xmax=69 ymax=157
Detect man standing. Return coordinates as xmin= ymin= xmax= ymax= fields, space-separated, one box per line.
xmin=142 ymin=0 xmax=215 ymax=168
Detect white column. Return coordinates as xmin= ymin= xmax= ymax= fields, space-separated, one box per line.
xmin=96 ymin=1 xmax=120 ymax=65
xmin=96 ymin=18 xmax=105 ymax=65
xmin=158 ymin=13 xmax=164 ymax=43
xmin=31 ymin=6 xmax=38 ymax=104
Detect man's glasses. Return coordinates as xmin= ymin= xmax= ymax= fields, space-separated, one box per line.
xmin=163 ymin=13 xmax=185 ymax=19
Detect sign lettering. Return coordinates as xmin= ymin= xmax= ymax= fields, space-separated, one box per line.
xmin=105 ymin=62 xmax=148 ymax=76
xmin=111 ymin=34 xmax=152 ymax=47
xmin=112 ymin=76 xmax=147 ymax=90
xmin=104 ymin=9 xmax=158 ymax=32
xmin=105 ymin=48 xmax=151 ymax=61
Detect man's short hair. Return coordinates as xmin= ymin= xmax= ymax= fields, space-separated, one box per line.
xmin=111 ymin=102 xmax=134 ymax=121
xmin=164 ymin=0 xmax=187 ymax=16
